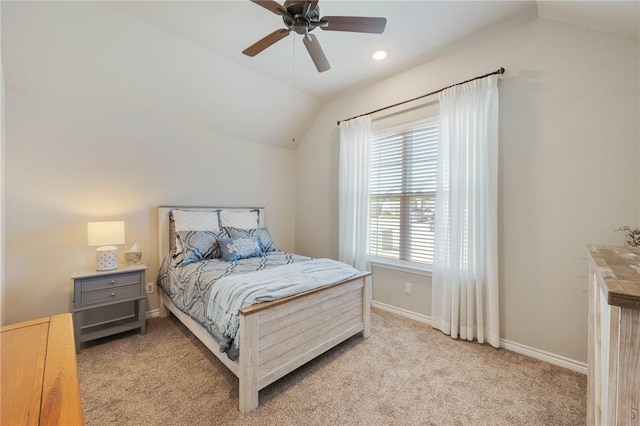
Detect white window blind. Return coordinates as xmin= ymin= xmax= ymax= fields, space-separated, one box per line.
xmin=369 ymin=118 xmax=438 ymax=266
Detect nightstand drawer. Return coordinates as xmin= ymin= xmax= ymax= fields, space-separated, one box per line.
xmin=81 ymin=272 xmax=142 ymax=293
xmin=81 ymin=284 xmax=141 ymax=306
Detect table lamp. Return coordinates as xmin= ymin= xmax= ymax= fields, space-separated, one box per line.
xmin=87 ymin=221 xmax=125 ymax=271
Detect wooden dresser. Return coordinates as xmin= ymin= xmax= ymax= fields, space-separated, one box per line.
xmin=587 ymin=245 xmax=640 ymax=425
xmin=1 ymin=313 xmax=84 ymax=425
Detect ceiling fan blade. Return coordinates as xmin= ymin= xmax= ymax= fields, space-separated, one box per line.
xmin=242 ymin=28 xmax=291 ymax=57
xmin=250 ymin=0 xmax=289 ymax=17
xmin=320 ymin=16 xmax=387 ymax=34
xmin=303 ymin=33 xmax=330 ymax=73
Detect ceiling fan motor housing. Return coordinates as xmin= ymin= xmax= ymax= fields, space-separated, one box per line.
xmin=283 ymin=0 xmax=320 ymax=34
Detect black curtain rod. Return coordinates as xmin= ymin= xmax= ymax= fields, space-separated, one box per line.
xmin=337 ymin=67 xmax=505 ymax=126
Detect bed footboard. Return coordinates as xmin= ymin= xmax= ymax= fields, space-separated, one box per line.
xmin=157 ymin=268 xmax=371 ymax=414
xmin=237 ymin=273 xmax=371 ymax=414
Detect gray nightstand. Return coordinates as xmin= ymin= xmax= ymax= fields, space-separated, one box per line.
xmin=72 ymin=264 xmax=147 ymax=353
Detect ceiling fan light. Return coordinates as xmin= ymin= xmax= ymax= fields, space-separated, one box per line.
xmin=372 ymin=50 xmax=387 ymax=61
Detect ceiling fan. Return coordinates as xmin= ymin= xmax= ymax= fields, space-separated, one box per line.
xmin=243 ymin=0 xmax=387 ymax=73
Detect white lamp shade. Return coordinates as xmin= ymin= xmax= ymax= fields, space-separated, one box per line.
xmin=87 ymin=221 xmax=125 ymax=246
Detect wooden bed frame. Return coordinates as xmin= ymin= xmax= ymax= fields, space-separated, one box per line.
xmin=157 ymin=206 xmax=371 ymax=414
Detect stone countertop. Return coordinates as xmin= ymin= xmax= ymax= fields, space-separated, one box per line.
xmin=587 ymin=245 xmax=640 ymax=310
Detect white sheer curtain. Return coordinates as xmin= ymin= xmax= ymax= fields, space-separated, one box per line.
xmin=338 ymin=116 xmax=371 ymax=272
xmin=431 ymin=75 xmax=500 ymax=347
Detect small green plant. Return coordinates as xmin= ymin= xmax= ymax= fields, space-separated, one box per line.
xmin=616 ymin=226 xmax=640 ymax=247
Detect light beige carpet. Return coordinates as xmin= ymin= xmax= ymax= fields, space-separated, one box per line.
xmin=77 ymin=309 xmax=586 ymax=425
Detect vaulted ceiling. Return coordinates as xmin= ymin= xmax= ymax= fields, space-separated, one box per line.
xmin=2 ymin=1 xmax=638 ymax=149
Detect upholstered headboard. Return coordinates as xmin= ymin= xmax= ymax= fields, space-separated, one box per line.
xmin=157 ymin=206 xmax=266 ymax=265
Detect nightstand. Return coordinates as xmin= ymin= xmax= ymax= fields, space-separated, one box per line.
xmin=72 ymin=264 xmax=147 ymax=353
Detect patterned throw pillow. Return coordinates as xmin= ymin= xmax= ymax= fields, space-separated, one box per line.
xmin=174 ymin=229 xmax=229 ymax=266
xmin=218 ymin=237 xmax=264 ymax=262
xmin=226 ymin=227 xmax=276 ymax=252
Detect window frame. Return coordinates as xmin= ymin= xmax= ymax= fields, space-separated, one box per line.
xmin=368 ymin=116 xmax=439 ymax=273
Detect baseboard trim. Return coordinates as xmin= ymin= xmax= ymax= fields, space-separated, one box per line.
xmin=500 ymin=338 xmax=587 ymax=375
xmin=371 ymin=301 xmax=432 ymax=325
xmin=145 ymin=309 xmax=160 ymax=319
xmin=371 ymin=301 xmax=587 ymax=375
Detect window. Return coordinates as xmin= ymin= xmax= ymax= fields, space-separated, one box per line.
xmin=369 ymin=118 xmax=438 ymax=267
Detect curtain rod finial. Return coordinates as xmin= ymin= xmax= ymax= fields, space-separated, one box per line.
xmin=499 ymin=67 xmax=505 ymax=74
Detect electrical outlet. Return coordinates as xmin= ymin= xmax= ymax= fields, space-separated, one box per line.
xmin=404 ymin=282 xmax=412 ymax=294
xmin=145 ymin=283 xmax=154 ymax=294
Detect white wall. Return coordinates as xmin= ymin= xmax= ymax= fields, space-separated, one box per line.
xmin=3 ymin=89 xmax=297 ymax=325
xmin=295 ymin=18 xmax=639 ymax=364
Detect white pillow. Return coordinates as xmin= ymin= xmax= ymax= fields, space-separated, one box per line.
xmin=172 ymin=210 xmax=220 ymax=231
xmin=219 ymin=210 xmax=259 ymax=229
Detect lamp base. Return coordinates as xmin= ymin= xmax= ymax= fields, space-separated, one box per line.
xmin=96 ymin=246 xmax=119 ymax=271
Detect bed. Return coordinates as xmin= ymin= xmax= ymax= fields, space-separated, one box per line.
xmin=156 ymin=206 xmax=371 ymax=414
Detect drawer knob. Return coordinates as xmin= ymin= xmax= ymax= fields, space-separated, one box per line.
xmin=110 ymin=292 xmax=115 ymax=297
xmin=109 ymin=280 xmax=116 ymax=285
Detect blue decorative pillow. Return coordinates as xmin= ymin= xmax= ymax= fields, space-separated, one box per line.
xmin=174 ymin=229 xmax=229 ymax=266
xmin=219 ymin=237 xmax=264 ymax=262
xmin=226 ymin=227 xmax=277 ymax=252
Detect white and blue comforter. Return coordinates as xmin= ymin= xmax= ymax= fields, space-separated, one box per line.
xmin=157 ymin=252 xmax=358 ymax=360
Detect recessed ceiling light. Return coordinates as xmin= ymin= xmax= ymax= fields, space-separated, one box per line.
xmin=372 ymin=50 xmax=387 ymax=61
